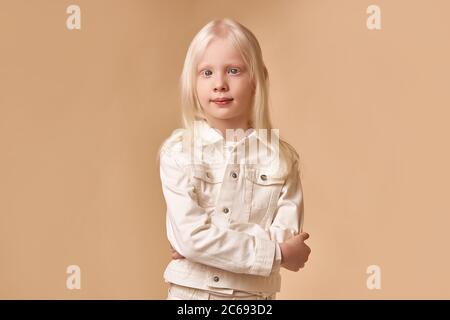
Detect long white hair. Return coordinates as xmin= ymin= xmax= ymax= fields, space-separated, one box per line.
xmin=160 ymin=18 xmax=300 ymax=177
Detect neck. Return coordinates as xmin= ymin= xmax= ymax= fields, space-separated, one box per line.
xmin=204 ymin=117 xmax=252 ymax=142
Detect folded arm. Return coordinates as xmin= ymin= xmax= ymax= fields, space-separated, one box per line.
xmin=160 ymin=149 xmax=278 ymax=277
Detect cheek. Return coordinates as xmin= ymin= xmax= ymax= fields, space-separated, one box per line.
xmin=196 ymin=82 xmax=209 ymax=102
xmin=233 ymin=80 xmax=254 ymax=102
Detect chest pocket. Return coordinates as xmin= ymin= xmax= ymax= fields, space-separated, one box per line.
xmin=191 ymin=168 xmax=224 ymax=208
xmin=245 ymin=169 xmax=285 ymax=224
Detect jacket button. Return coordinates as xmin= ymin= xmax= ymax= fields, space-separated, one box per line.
xmin=260 ymin=174 xmax=267 ymax=181
xmin=213 ymin=276 xmax=220 ymax=282
xmin=230 ymin=172 xmax=238 ymax=179
xmin=223 ymin=207 xmax=229 ymax=214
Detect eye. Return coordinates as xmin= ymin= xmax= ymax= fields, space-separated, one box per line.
xmin=228 ymin=68 xmax=240 ymax=75
xmin=201 ymin=69 xmax=212 ymax=77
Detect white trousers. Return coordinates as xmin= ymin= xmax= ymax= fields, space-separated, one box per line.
xmin=166 ymin=283 xmax=276 ymax=300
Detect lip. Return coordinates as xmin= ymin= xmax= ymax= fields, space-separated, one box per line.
xmin=211 ymin=98 xmax=233 ymax=106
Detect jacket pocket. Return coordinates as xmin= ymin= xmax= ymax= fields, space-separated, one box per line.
xmin=191 ymin=167 xmax=224 ymax=208
xmin=245 ymin=169 xmax=285 ymax=223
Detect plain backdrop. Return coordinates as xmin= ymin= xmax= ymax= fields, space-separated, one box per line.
xmin=1 ymin=0 xmax=450 ymax=299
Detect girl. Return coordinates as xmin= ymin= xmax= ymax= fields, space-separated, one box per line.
xmin=158 ymin=18 xmax=311 ymax=300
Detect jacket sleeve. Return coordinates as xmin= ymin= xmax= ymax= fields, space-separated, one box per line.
xmin=269 ymin=159 xmax=304 ymax=255
xmin=160 ymin=149 xmax=277 ymax=277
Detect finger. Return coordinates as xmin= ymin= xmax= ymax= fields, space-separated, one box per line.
xmin=300 ymin=232 xmax=310 ymax=241
xmin=172 ymin=252 xmax=185 ymax=259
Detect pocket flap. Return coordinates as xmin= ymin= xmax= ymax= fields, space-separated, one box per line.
xmin=192 ymin=168 xmax=224 ymax=184
xmin=246 ymin=169 xmax=285 ymax=185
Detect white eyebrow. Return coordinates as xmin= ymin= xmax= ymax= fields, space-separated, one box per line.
xmin=197 ymin=62 xmax=245 ymax=70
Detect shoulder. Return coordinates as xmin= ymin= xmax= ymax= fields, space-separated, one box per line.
xmin=160 ymin=128 xmax=185 ymax=155
xmin=159 ymin=128 xmax=192 ymax=169
xmin=279 ymin=140 xmax=300 ymax=164
xmin=278 ymin=139 xmax=301 ymax=174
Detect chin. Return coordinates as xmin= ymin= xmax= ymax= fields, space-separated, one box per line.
xmin=210 ymin=114 xmax=237 ymax=120
xmin=204 ymin=108 xmax=235 ymax=119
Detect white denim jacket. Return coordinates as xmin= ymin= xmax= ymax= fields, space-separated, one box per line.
xmin=159 ymin=120 xmax=304 ymax=295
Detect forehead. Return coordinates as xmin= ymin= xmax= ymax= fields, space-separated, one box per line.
xmin=197 ymin=38 xmax=245 ymax=68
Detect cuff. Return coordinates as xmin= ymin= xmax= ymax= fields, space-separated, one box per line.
xmin=270 ymin=242 xmax=282 ymax=271
xmin=250 ymin=237 xmax=276 ymax=276
xmin=274 ymin=242 xmax=282 ymax=265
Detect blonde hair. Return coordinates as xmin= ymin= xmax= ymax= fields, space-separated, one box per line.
xmin=159 ymin=18 xmax=300 ymax=177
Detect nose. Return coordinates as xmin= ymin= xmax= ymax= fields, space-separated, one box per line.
xmin=213 ymin=74 xmax=228 ymax=92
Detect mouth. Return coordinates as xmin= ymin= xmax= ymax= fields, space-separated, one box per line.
xmin=211 ymin=98 xmax=234 ymax=106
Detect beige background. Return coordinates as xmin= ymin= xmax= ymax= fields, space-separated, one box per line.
xmin=1 ymin=0 xmax=449 ymax=299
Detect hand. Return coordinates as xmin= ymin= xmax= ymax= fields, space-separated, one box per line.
xmin=170 ymin=245 xmax=185 ymax=260
xmin=279 ymin=232 xmax=311 ymax=272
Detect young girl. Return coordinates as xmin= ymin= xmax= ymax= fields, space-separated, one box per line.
xmin=158 ymin=18 xmax=311 ymax=300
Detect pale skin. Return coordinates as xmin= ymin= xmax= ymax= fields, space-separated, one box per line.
xmin=170 ymin=36 xmax=311 ymax=272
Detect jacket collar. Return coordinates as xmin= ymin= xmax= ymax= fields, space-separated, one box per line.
xmin=191 ymin=119 xmax=280 ymax=169
xmin=194 ymin=119 xmax=258 ymax=147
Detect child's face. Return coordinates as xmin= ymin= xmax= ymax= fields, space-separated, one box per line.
xmin=196 ymin=38 xmax=255 ymax=126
